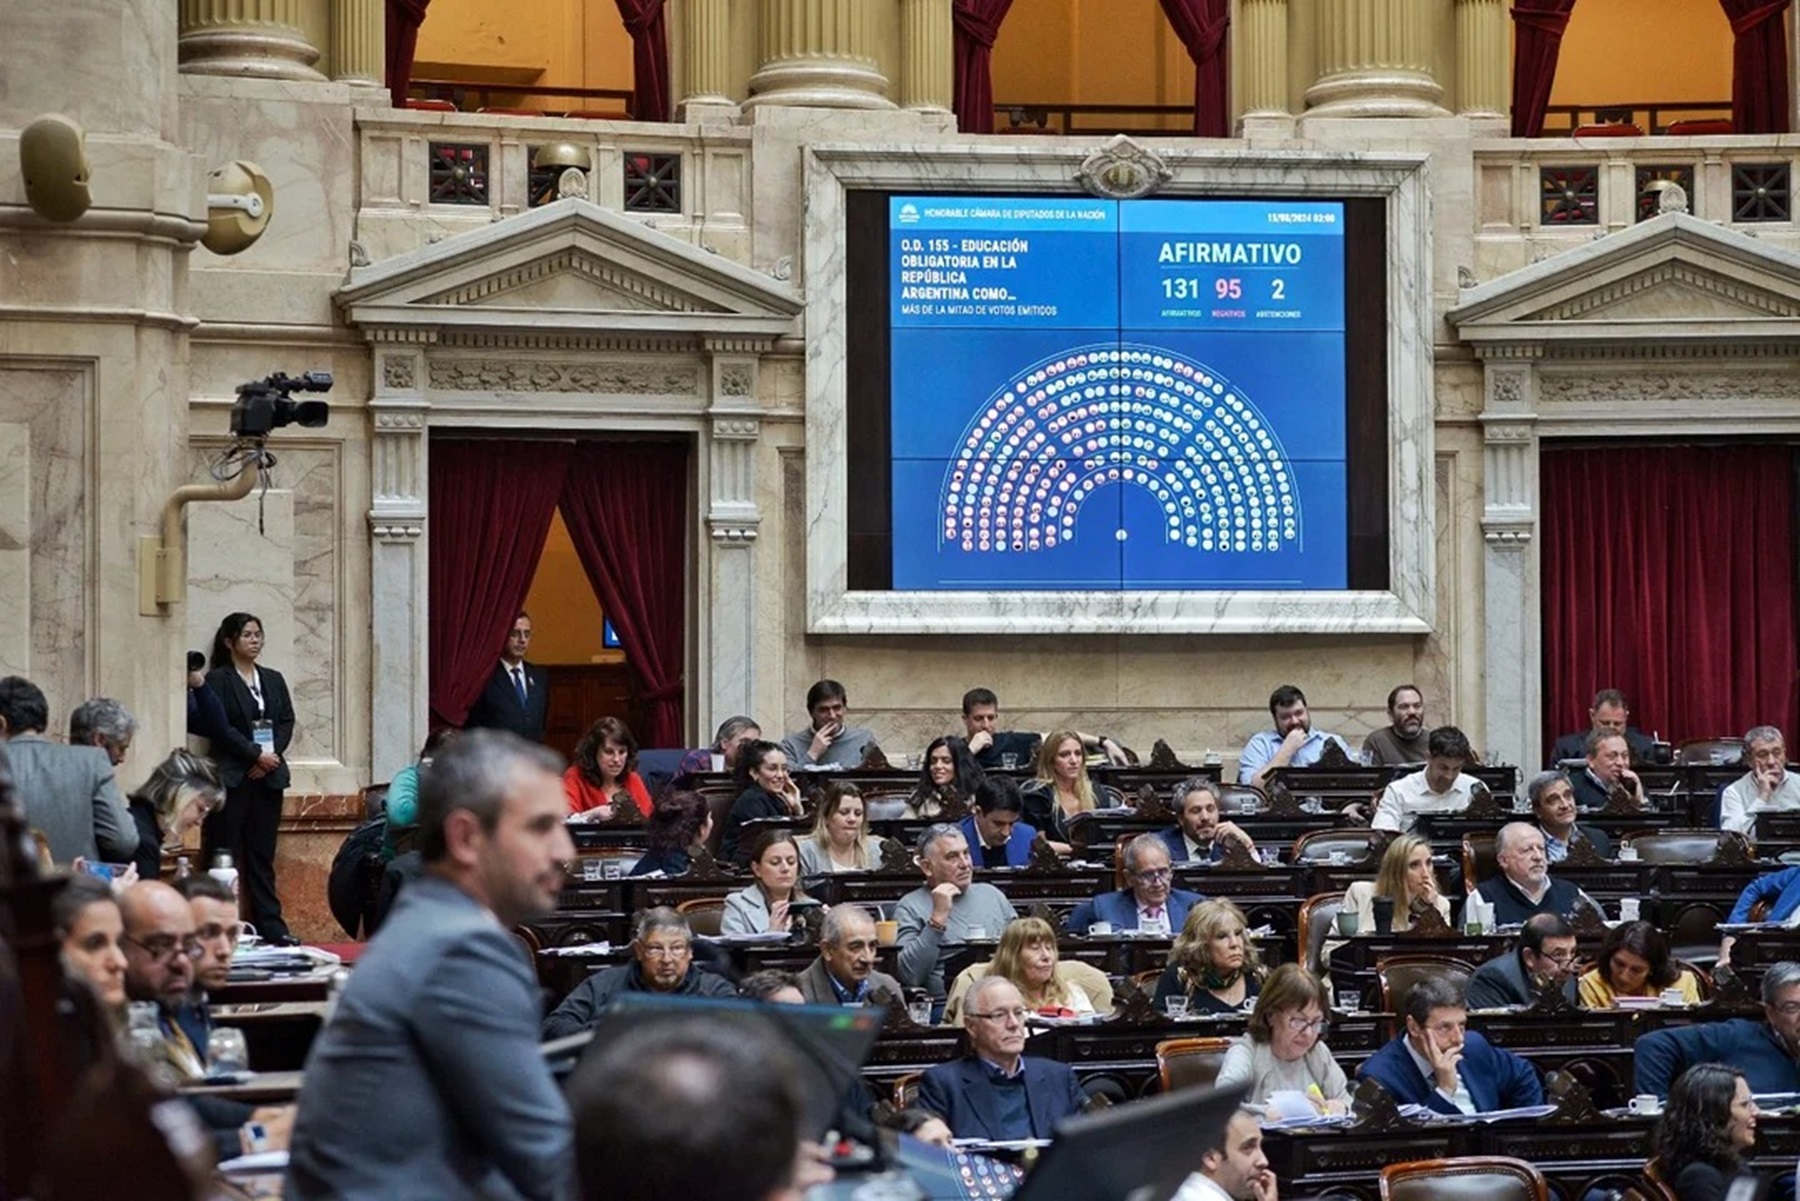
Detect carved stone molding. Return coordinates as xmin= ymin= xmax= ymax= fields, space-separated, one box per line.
xmin=1074 ymin=136 xmax=1173 ymax=200
xmin=1482 ymin=527 xmax=1532 ymax=546
xmin=1489 ymin=372 xmax=1522 ymax=406
xmin=719 ymin=363 xmax=755 ymax=396
xmin=421 ymin=248 xmax=715 ymax=314
xmin=427 ymin=359 xmax=700 ymax=395
xmin=373 ymin=409 xmax=426 ymax=430
xmin=709 ymin=524 xmax=760 ymax=545
xmin=711 ymin=416 xmax=760 ymax=441
xmin=369 ymin=519 xmax=424 ymax=542
xmin=1539 ymin=369 xmax=1800 ymax=406
xmin=1483 ymin=423 xmax=1533 ymax=444
xmin=382 ymin=355 xmax=417 ymax=390
xmin=1531 ymin=261 xmax=1796 ymax=322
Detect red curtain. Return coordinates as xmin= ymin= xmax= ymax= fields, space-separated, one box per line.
xmin=427 ymin=439 xmax=571 ymax=729
xmin=1159 ymin=0 xmax=1232 ymax=137
xmin=1510 ymin=0 xmax=1578 ymax=137
xmin=558 ymin=442 xmax=689 ymax=748
xmin=953 ymin=0 xmax=1015 ymax=133
xmin=1541 ymin=444 xmax=1800 ymax=756
xmin=614 ymin=0 xmax=671 ymax=122
xmin=1723 ymin=0 xmax=1792 ymax=134
xmin=386 ymin=0 xmax=432 ymax=109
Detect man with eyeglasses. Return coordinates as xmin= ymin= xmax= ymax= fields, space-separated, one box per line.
xmin=120 ymin=881 xmax=294 ymax=1158
xmin=1636 ymin=961 xmax=1800 ymax=1097
xmin=1465 ymin=913 xmax=1579 ymax=1008
xmin=1066 ymin=834 xmax=1203 ymax=936
xmin=1356 ymin=975 xmax=1541 ymax=1114
xmin=916 ymin=977 xmax=1084 ymax=1141
xmin=543 ymin=906 xmax=736 ymax=1039
xmin=463 ymin=610 xmax=549 ymax=742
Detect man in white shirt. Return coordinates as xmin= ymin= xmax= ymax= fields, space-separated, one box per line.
xmin=1370 ymin=727 xmax=1478 ymax=833
xmin=1720 ymin=725 xmax=1800 ymax=835
xmin=1178 ymin=1107 xmax=1278 ymax=1201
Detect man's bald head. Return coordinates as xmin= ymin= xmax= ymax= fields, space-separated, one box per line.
xmin=120 ymin=881 xmax=198 ymax=1004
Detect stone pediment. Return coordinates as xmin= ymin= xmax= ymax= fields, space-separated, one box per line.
xmin=336 ymin=198 xmax=801 ymax=340
xmin=1449 ymin=213 xmax=1800 ymax=350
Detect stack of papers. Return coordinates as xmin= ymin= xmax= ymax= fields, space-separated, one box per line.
xmin=540 ymin=942 xmax=615 ymax=957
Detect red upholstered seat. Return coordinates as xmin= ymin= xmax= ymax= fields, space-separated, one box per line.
xmin=1572 ymin=122 xmax=1643 ymax=137
xmin=403 ymin=98 xmax=457 ymax=112
xmin=1665 ymin=118 xmax=1733 ymax=135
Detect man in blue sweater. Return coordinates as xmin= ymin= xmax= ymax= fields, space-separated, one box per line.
xmin=1720 ymin=868 xmax=1800 ymax=967
xmin=1634 ymin=961 xmax=1800 ymax=1097
xmin=1357 ymin=976 xmax=1542 ymax=1114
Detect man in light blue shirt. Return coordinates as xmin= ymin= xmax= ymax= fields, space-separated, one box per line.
xmin=1237 ymin=684 xmax=1352 ymax=788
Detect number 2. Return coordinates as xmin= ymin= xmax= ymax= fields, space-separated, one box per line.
xmin=1271 ymin=278 xmax=1286 ymax=300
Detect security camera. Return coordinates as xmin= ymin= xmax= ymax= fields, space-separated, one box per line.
xmin=230 ymin=372 xmax=332 ymax=440
xmin=19 ymin=114 xmax=91 ymax=223
xmin=203 ymin=161 xmax=276 ymax=255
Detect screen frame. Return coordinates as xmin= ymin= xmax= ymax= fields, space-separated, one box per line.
xmin=803 ymin=142 xmax=1437 ymax=636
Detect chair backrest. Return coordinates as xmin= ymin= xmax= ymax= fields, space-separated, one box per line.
xmin=1218 ymin=785 xmax=1268 ymax=816
xmin=1297 ymin=890 xmax=1347 ymax=977
xmin=1675 ymin=739 xmax=1746 ymax=767
xmin=1621 ymin=829 xmax=1751 ymax=865
xmin=891 ymin=1071 xmax=922 ymax=1108
xmin=1292 ymin=828 xmax=1386 ymax=865
xmin=1672 ymin=958 xmax=1716 ymax=1000
xmin=675 ymin=896 xmax=727 ymax=938
xmin=701 ymin=789 xmax=737 ymax=855
xmin=1380 ymin=1155 xmax=1549 ymax=1201
xmin=1462 ymin=833 xmax=1498 ymax=895
xmin=1154 ymin=1036 xmax=1234 ymax=1093
xmin=1377 ymin=954 xmax=1475 ymax=1019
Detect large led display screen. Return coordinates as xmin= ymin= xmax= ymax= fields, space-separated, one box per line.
xmin=886 ymin=195 xmax=1348 ymax=592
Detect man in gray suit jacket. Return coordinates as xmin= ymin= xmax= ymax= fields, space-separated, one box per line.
xmin=1465 ymin=912 xmax=1580 ymax=1009
xmin=0 ymin=676 xmax=136 ymax=864
xmin=286 ymin=730 xmax=576 ymax=1201
xmin=797 ymin=905 xmax=904 ymax=1006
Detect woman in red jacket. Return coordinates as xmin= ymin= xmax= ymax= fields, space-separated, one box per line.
xmin=565 ymin=716 xmax=653 ymax=819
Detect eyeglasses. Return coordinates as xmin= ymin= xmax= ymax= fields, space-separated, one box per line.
xmin=966 ymin=1007 xmax=1030 ymax=1024
xmin=1535 ymin=948 xmax=1578 ymax=966
xmin=123 ymin=934 xmax=203 ymax=963
xmin=1132 ymin=868 xmax=1173 ymax=883
xmin=639 ymin=943 xmax=691 ymax=959
xmin=1283 ymin=1014 xmax=1330 ymax=1035
xmin=1771 ymin=1002 xmax=1800 ymax=1017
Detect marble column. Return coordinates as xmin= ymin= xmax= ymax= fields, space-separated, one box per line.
xmin=744 ymin=0 xmax=894 ymax=110
xmin=367 ymin=342 xmax=431 ymax=781
xmin=680 ymin=0 xmax=737 ymax=115
xmin=1454 ymin=0 xmax=1508 ymax=118
xmin=178 ymin=0 xmax=325 ymax=81
xmin=898 ymin=0 xmax=953 ymax=115
xmin=1478 ymin=355 xmax=1542 ymax=780
xmin=330 ymin=0 xmax=384 ymax=89
xmin=1238 ymin=0 xmax=1290 ymax=118
xmin=704 ymin=340 xmax=766 ymax=730
xmin=1303 ymin=0 xmax=1447 ymax=118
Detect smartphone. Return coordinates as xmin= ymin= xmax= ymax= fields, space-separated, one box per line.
xmin=81 ymin=861 xmax=127 ymax=881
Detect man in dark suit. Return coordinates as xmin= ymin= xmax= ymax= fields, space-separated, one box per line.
xmin=0 ymin=676 xmax=137 ymax=864
xmin=1067 ymin=833 xmax=1203 ymax=936
xmin=797 ymin=905 xmax=904 ymax=1005
xmin=1356 ymin=976 xmax=1542 ymax=1114
xmin=286 ymin=730 xmax=576 ymax=1201
xmin=917 ymin=977 xmax=1085 ymax=1140
xmin=464 ymin=611 xmax=549 ymax=742
xmin=1569 ymin=729 xmax=1647 ymax=812
xmin=1465 ymin=913 xmax=1579 ymax=1008
xmin=1529 ymin=770 xmax=1614 ymax=861
xmin=958 ymin=776 xmax=1039 ymax=869
xmin=1159 ymin=778 xmax=1258 ymax=864
xmin=1546 ymin=688 xmax=1655 ymax=768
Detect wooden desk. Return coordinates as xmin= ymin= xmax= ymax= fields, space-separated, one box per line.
xmin=179 ymin=1069 xmax=304 ymax=1105
xmin=213 ymin=1001 xmax=327 ymax=1073
xmin=212 ymin=970 xmax=336 ymax=1006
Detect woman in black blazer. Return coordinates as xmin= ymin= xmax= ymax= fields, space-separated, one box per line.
xmin=204 ymin=611 xmax=298 ymax=944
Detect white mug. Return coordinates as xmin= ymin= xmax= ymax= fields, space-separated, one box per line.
xmin=1628 ymin=1094 xmax=1663 ymax=1115
xmin=965 ymin=926 xmax=988 ymax=940
xmin=1618 ymin=845 xmax=1640 ymax=862
xmin=1660 ymin=987 xmax=1686 ymax=1007
xmin=1088 ymin=921 xmax=1114 ymax=936
xmin=1619 ymin=898 xmax=1641 ymax=922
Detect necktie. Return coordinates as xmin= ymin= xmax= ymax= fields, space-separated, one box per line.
xmin=512 ymin=665 xmax=527 ymax=707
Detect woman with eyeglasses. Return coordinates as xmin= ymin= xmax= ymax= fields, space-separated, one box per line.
xmin=1217 ymin=963 xmax=1349 ymax=1113
xmin=1579 ymin=919 xmax=1703 ymax=1009
xmin=1155 ymin=898 xmax=1264 ymax=1015
xmin=126 ymin=749 xmax=226 ymax=883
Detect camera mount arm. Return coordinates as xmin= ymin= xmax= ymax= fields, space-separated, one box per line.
xmin=136 ymin=442 xmax=270 ymax=615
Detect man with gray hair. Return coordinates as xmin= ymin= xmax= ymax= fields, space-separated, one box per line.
xmin=894 ymin=824 xmax=1017 ymax=1004
xmin=0 ymin=675 xmax=136 ymax=864
xmin=797 ymin=904 xmax=904 ymax=1005
xmin=1634 ymin=961 xmax=1800 ymax=1096
xmin=1066 ymin=833 xmax=1204 ymax=936
xmin=69 ymin=696 xmax=137 ymax=767
xmin=1473 ymin=822 xmax=1600 ymax=925
xmin=543 ymin=906 xmax=736 ymax=1038
xmin=1527 ymin=770 xmax=1614 ymax=861
xmin=287 ymin=728 xmax=576 ymax=1201
xmin=1720 ymin=725 xmax=1800 ymax=835
xmin=916 ymin=975 xmax=1084 ymax=1140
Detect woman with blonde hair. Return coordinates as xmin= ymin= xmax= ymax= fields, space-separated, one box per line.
xmin=944 ymin=916 xmax=1112 ymax=1024
xmin=126 ymin=749 xmax=225 ymax=881
xmin=1154 ymin=898 xmax=1264 ymax=1014
xmin=1342 ymin=833 xmax=1451 ymax=934
xmin=1020 ymin=728 xmax=1123 ymax=851
xmin=798 ymin=781 xmax=881 ymax=874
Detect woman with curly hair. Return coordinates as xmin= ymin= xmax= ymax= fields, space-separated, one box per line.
xmin=1650 ymin=1062 xmax=1759 ymax=1201
xmin=1154 ymin=898 xmax=1264 ymax=1014
xmin=628 ymin=790 xmax=712 ymax=877
xmin=904 ymin=736 xmax=985 ymax=819
xmin=564 ymin=716 xmax=653 ymax=820
xmin=1580 ymin=919 xmax=1702 ymax=1008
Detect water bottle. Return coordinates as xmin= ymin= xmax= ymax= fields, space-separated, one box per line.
xmin=174 ymin=855 xmax=192 ymax=882
xmin=210 ymin=851 xmax=239 ymax=900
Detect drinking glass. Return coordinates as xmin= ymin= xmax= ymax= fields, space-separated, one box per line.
xmin=1164 ymin=996 xmax=1190 ymax=1020
xmin=207 ymin=1027 xmax=250 ymax=1076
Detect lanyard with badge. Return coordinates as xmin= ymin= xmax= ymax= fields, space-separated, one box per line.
xmin=245 ymin=670 xmax=275 ymax=754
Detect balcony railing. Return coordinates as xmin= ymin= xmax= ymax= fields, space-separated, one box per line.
xmin=991 ymin=102 xmax=1196 ymax=137
xmin=1540 ymin=101 xmax=1732 ymax=136
xmin=408 ymin=78 xmax=637 ymax=119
